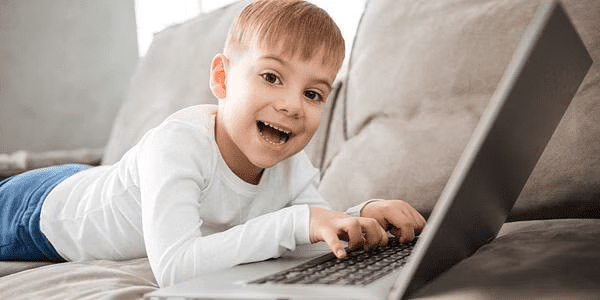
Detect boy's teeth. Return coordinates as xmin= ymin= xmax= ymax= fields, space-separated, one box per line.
xmin=258 ymin=121 xmax=291 ymax=144
xmin=262 ymin=121 xmax=291 ymax=134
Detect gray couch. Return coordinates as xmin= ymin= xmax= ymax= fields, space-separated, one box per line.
xmin=1 ymin=0 xmax=599 ymax=299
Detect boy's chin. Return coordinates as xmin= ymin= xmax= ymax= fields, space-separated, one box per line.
xmin=249 ymin=151 xmax=298 ymax=169
xmin=249 ymin=137 xmax=313 ymax=168
xmin=249 ymin=156 xmax=285 ymax=170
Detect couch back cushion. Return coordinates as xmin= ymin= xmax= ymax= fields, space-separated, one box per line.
xmin=102 ymin=1 xmax=250 ymax=165
xmin=319 ymin=0 xmax=600 ymax=220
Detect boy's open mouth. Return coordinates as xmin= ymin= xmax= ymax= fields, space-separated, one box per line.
xmin=257 ymin=121 xmax=291 ymax=144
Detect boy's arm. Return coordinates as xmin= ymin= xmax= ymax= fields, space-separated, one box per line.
xmin=137 ymin=122 xmax=314 ymax=287
xmin=143 ymin=183 xmax=312 ymax=287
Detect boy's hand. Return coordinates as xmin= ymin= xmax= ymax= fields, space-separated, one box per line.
xmin=309 ymin=207 xmax=388 ymax=259
xmin=360 ymin=200 xmax=426 ymax=243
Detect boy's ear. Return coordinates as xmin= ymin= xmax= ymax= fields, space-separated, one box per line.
xmin=210 ymin=54 xmax=228 ymax=100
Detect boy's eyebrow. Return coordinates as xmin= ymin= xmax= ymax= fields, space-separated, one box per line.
xmin=260 ymin=55 xmax=289 ymax=67
xmin=312 ymin=78 xmax=333 ymax=92
xmin=260 ymin=55 xmax=334 ymax=91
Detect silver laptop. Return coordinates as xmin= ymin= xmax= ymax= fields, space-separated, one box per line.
xmin=146 ymin=0 xmax=592 ymax=299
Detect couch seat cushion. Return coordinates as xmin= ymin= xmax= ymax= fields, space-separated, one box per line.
xmin=412 ymin=218 xmax=600 ymax=299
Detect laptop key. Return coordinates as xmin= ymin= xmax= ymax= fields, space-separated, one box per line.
xmin=249 ymin=237 xmax=417 ymax=286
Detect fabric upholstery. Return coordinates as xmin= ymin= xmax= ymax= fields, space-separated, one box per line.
xmin=102 ymin=1 xmax=250 ymax=165
xmin=318 ymin=0 xmax=600 ymax=220
xmin=0 ymin=261 xmax=51 ymax=278
xmin=509 ymin=0 xmax=600 ymax=220
xmin=0 ymin=258 xmax=157 ymax=299
xmin=412 ymin=219 xmax=600 ymax=299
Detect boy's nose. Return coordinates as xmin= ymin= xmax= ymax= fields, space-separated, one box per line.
xmin=275 ymin=93 xmax=303 ymax=118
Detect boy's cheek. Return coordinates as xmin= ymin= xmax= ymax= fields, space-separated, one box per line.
xmin=303 ymin=119 xmax=321 ymax=142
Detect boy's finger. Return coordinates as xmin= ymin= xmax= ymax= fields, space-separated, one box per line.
xmin=392 ymin=225 xmax=415 ymax=243
xmin=386 ymin=207 xmax=425 ymax=236
xmin=322 ymin=229 xmax=347 ymax=259
xmin=415 ymin=212 xmax=427 ymax=231
xmin=360 ymin=218 xmax=388 ymax=249
xmin=344 ymin=219 xmax=365 ymax=250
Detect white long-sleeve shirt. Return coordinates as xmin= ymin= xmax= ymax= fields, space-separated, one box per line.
xmin=41 ymin=105 xmax=364 ymax=287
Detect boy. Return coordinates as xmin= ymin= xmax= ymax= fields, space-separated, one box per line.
xmin=0 ymin=0 xmax=425 ymax=287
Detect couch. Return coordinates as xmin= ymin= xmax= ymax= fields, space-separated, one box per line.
xmin=1 ymin=0 xmax=599 ymax=299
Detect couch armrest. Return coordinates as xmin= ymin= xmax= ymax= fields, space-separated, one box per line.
xmin=0 ymin=148 xmax=104 ymax=179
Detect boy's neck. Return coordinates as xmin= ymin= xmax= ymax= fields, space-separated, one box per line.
xmin=214 ymin=113 xmax=264 ymax=185
xmin=231 ymin=164 xmax=264 ymax=185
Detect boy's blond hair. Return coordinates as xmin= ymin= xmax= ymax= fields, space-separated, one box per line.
xmin=224 ymin=0 xmax=345 ymax=69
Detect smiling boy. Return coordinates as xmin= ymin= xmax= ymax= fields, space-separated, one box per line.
xmin=212 ymin=34 xmax=335 ymax=184
xmin=0 ymin=0 xmax=425 ymax=288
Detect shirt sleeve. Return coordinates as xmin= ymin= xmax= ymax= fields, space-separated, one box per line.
xmin=137 ymin=120 xmax=311 ymax=287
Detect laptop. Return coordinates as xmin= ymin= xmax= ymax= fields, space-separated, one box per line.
xmin=146 ymin=0 xmax=592 ymax=299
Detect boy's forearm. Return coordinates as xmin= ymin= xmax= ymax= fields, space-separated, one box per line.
xmin=347 ymin=199 xmax=383 ymax=218
xmin=147 ymin=204 xmax=312 ymax=287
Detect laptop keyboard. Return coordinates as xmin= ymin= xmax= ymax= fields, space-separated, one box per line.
xmin=249 ymin=237 xmax=417 ymax=286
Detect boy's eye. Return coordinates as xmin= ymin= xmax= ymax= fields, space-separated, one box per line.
xmin=262 ymin=73 xmax=281 ymax=85
xmin=304 ymin=90 xmax=324 ymax=102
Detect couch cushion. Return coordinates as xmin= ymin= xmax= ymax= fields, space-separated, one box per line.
xmin=509 ymin=0 xmax=600 ymax=221
xmin=411 ymin=219 xmax=600 ymax=299
xmin=0 ymin=261 xmax=52 ymax=278
xmin=102 ymin=1 xmax=250 ymax=165
xmin=0 ymin=258 xmax=157 ymax=299
xmin=319 ymin=0 xmax=600 ymax=220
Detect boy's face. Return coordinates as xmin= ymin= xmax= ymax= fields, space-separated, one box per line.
xmin=212 ymin=42 xmax=339 ymax=180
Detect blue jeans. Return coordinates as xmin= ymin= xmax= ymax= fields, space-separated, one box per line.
xmin=0 ymin=164 xmax=89 ymax=262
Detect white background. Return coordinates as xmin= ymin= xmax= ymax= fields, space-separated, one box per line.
xmin=134 ymin=0 xmax=367 ymax=60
